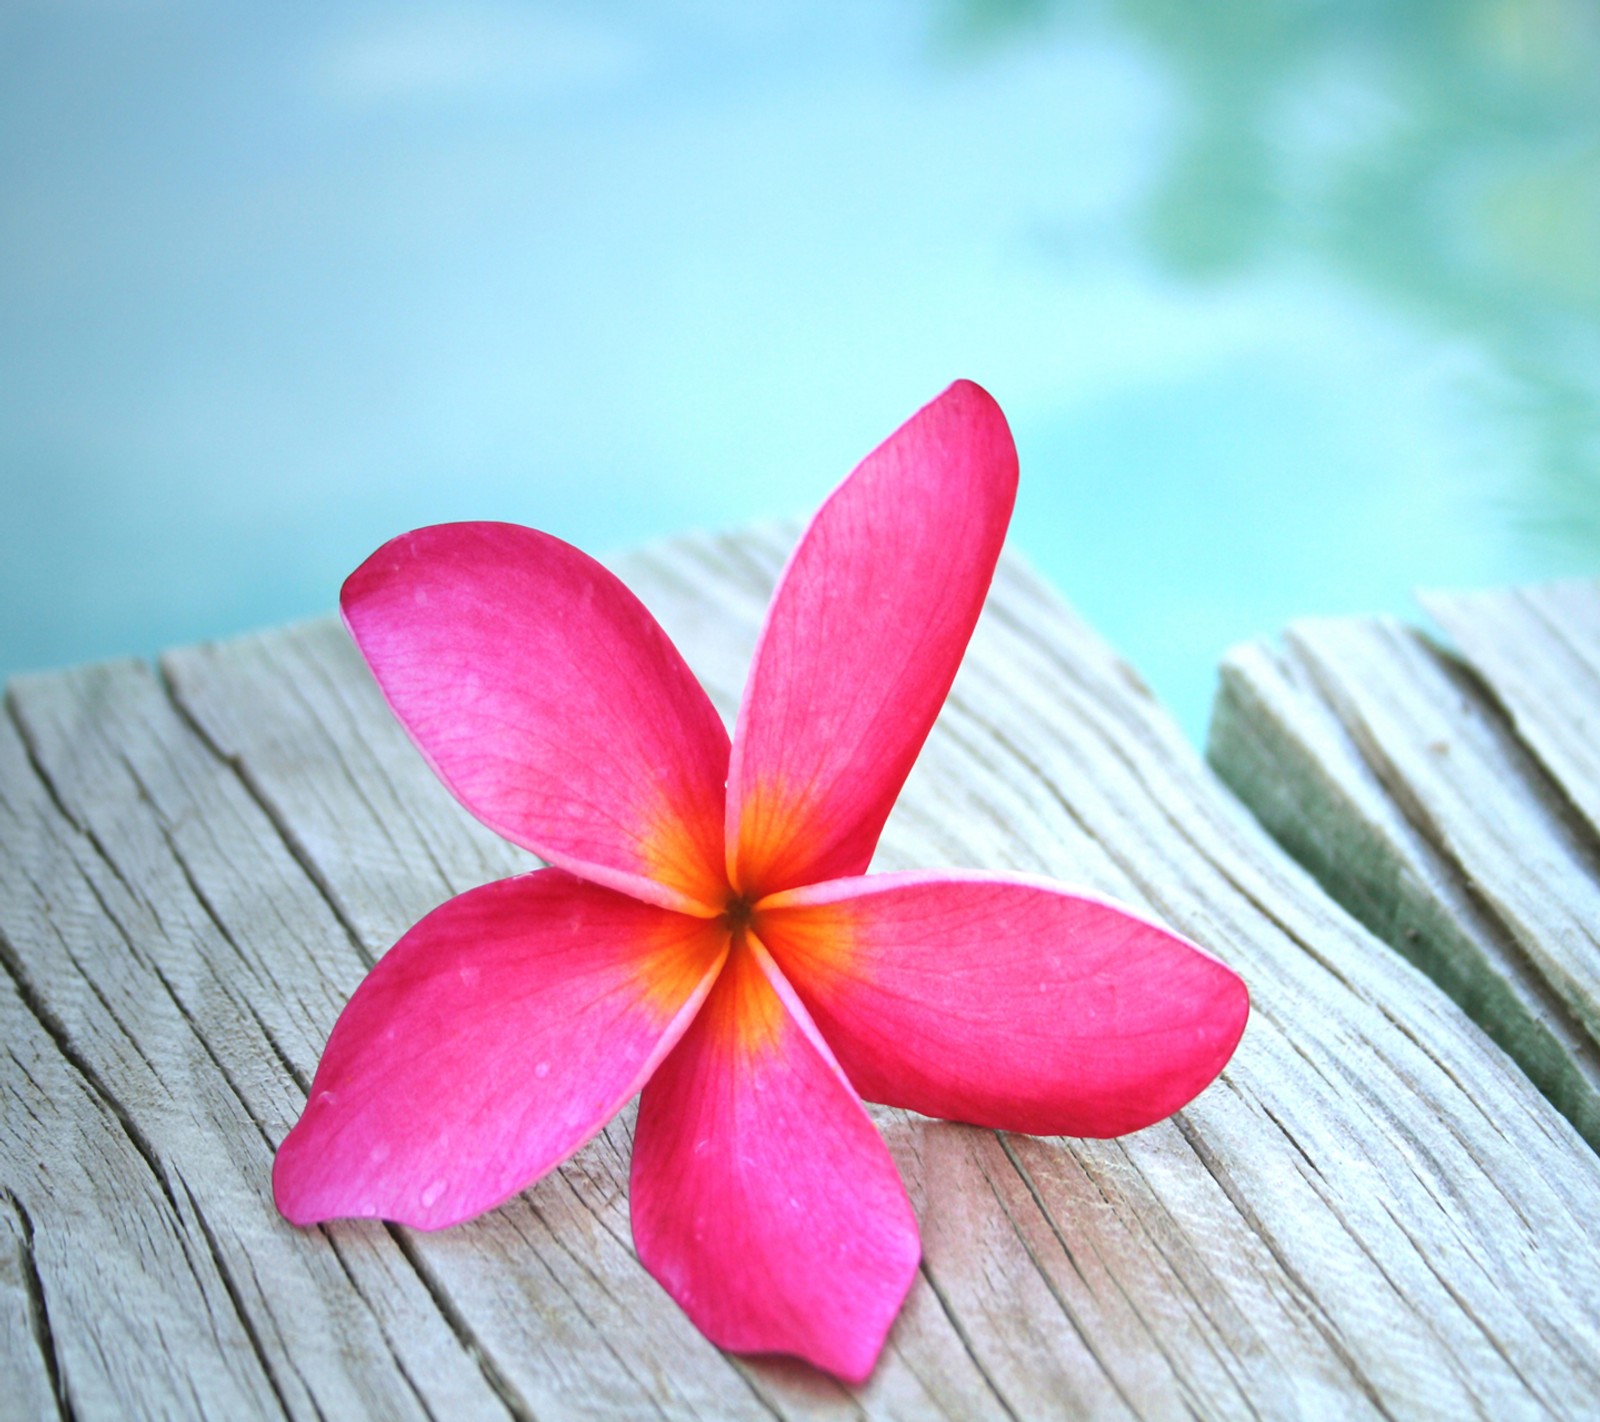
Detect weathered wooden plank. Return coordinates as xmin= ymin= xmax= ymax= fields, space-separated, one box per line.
xmin=0 ymin=1192 xmax=58 ymax=1422
xmin=8 ymin=526 xmax=1600 ymax=1418
xmin=1208 ymin=616 xmax=1600 ymax=1154
xmin=0 ymin=673 xmax=521 ymax=1421
xmin=1 ymin=710 xmax=291 ymax=1422
xmin=616 ymin=535 xmax=1367 ymax=1418
xmin=639 ymin=533 xmax=1600 ymax=1416
xmin=1 ymin=659 xmax=790 ymax=1420
xmin=1422 ymin=579 xmax=1600 ymax=842
xmin=158 ymin=608 xmax=994 ymax=1422
xmin=168 ymin=524 xmax=1600 ymax=1417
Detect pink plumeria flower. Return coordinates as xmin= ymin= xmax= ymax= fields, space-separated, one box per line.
xmin=273 ymin=380 xmax=1249 ymax=1384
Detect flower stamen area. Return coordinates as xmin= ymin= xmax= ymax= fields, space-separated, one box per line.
xmin=721 ymin=894 xmax=757 ymax=937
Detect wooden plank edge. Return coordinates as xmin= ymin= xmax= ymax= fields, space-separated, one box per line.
xmin=1206 ymin=635 xmax=1600 ymax=1156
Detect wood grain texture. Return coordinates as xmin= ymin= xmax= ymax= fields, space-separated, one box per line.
xmin=1208 ymin=611 xmax=1600 ymax=1156
xmin=1421 ymin=579 xmax=1600 ymax=842
xmin=4 ymin=526 xmax=1600 ymax=1419
xmin=0 ymin=1190 xmax=60 ymax=1422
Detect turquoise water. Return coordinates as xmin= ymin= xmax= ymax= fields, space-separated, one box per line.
xmin=4 ymin=1 xmax=1597 ymax=739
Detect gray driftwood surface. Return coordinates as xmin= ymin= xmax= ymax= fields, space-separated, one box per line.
xmin=1208 ymin=585 xmax=1600 ymax=1162
xmin=5 ymin=527 xmax=1600 ymax=1420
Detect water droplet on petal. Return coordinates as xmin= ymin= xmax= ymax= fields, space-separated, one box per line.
xmin=535 ymin=1061 xmax=550 ymax=1079
xmin=421 ymin=1180 xmax=444 ymax=1208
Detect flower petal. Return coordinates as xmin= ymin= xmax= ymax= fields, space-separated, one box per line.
xmin=274 ymin=869 xmax=727 ymax=1230
xmin=343 ymin=522 xmax=730 ymax=914
xmin=757 ymin=871 xmax=1249 ymax=1137
xmin=630 ymin=933 xmax=920 ymax=1385
xmin=727 ymin=381 xmax=1018 ymax=898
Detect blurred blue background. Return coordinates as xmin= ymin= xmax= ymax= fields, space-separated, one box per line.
xmin=3 ymin=0 xmax=1598 ymax=739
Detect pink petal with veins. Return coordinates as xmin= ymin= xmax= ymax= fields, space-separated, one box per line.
xmin=630 ymin=934 xmax=920 ymax=1385
xmin=758 ymin=871 xmax=1249 ymax=1137
xmin=344 ymin=522 xmax=730 ymax=915
xmin=727 ymin=381 xmax=1017 ymax=899
xmin=274 ymin=869 xmax=727 ymax=1230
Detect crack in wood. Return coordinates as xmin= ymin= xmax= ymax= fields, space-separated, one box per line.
xmin=1412 ymin=610 xmax=1600 ymax=869
xmin=1104 ymin=1151 xmax=1270 ymax=1422
xmin=978 ymin=1138 xmax=1144 ymax=1419
xmin=5 ymin=694 xmax=165 ymax=931
xmin=1287 ymin=625 xmax=1600 ymax=1019
xmin=1171 ymin=1115 xmax=1399 ymax=1422
xmin=5 ymin=865 xmax=304 ymax=1408
xmin=1004 ymin=1134 xmax=1263 ymax=1422
xmin=914 ymin=1259 xmax=1021 ymax=1422
xmin=1211 ymin=621 xmax=1600 ymax=1164
xmin=157 ymin=671 xmax=375 ymax=966
xmin=1374 ymin=1196 xmax=1558 ymax=1413
xmin=320 ymin=1233 xmax=454 ymax=1422
xmin=0 ymin=915 xmax=183 ymax=1228
xmin=2 ymin=1190 xmax=71 ymax=1421
xmin=517 ymin=1203 xmax=674 ymax=1422
xmin=382 ymin=1226 xmax=540 ymax=1422
xmin=1296 ymin=630 xmax=1600 ymax=929
xmin=175 ymin=1174 xmax=298 ymax=1422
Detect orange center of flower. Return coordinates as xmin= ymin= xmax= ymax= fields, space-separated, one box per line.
xmin=728 ymin=776 xmax=815 ymax=903
xmin=636 ymin=787 xmax=731 ymax=914
xmin=703 ymin=894 xmax=792 ymax=1051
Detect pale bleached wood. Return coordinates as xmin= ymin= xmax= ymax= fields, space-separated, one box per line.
xmin=1276 ymin=618 xmax=1600 ymax=1040
xmin=1 ymin=658 xmax=789 ymax=1421
xmin=617 ymin=534 xmax=1362 ymax=1419
xmin=162 ymin=538 xmax=1341 ymax=1422
xmin=627 ymin=530 xmax=1600 ymax=1417
xmin=1421 ymin=579 xmax=1600 ymax=842
xmin=1208 ymin=615 xmax=1600 ymax=1158
xmin=5 ymin=525 xmax=1600 ymax=1419
xmin=159 ymin=609 xmax=996 ymax=1422
xmin=0 ymin=674 xmax=523 ymax=1422
xmin=1 ymin=710 xmax=295 ymax=1422
xmin=2 ymin=1185 xmax=62 ymax=1422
